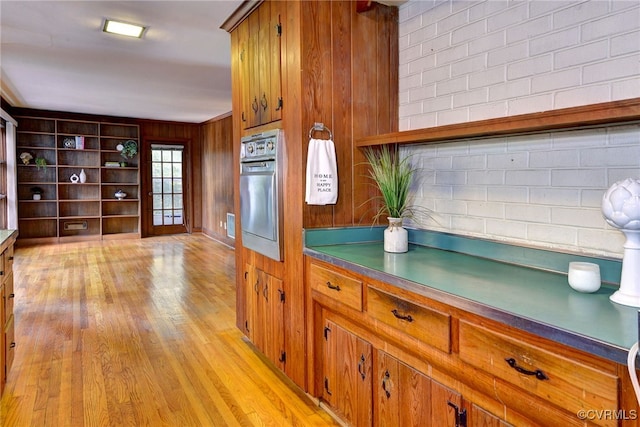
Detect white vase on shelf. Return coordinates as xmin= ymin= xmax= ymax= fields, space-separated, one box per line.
xmin=384 ymin=217 xmax=408 ymax=253
xmin=80 ymin=169 xmax=87 ymax=183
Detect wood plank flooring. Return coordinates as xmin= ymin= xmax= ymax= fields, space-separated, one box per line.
xmin=1 ymin=235 xmax=339 ymax=426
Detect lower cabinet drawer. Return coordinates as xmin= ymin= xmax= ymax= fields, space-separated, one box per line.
xmin=459 ymin=320 xmax=618 ymax=427
xmin=309 ymin=263 xmax=363 ymax=311
xmin=367 ymin=286 xmax=451 ymax=353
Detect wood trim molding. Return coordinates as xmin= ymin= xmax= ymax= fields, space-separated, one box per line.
xmin=355 ymin=98 xmax=640 ymax=147
xmin=220 ymin=0 xmax=263 ymax=32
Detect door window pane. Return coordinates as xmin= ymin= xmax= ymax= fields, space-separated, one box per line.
xmin=151 ymin=145 xmax=185 ymax=226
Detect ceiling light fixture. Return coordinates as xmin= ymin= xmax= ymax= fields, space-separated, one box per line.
xmin=103 ymin=19 xmax=146 ymax=38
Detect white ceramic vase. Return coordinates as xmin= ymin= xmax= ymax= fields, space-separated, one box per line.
xmin=384 ymin=217 xmax=408 ymax=253
xmin=79 ymin=169 xmax=87 ymax=183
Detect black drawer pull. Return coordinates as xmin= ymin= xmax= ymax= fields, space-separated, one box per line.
xmin=391 ymin=309 xmax=413 ymax=322
xmin=9 ymin=293 xmax=14 ymax=298
xmin=505 ymin=358 xmax=548 ymax=380
xmin=326 ymin=281 xmax=341 ymax=291
xmin=10 ymin=342 xmax=16 ymax=349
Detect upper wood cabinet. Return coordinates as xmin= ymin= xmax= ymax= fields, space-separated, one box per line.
xmin=237 ymin=1 xmax=282 ymax=129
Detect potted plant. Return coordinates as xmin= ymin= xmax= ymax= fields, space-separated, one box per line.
xmin=31 ymin=186 xmax=43 ymax=200
xmin=363 ymin=144 xmax=419 ymax=253
xmin=35 ymin=157 xmax=47 ymax=170
xmin=120 ymin=140 xmax=138 ymax=160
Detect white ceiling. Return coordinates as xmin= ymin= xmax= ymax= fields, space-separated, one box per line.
xmin=0 ymin=0 xmax=244 ymax=123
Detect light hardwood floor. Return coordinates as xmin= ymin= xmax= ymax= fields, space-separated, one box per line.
xmin=1 ymin=235 xmax=339 ymax=426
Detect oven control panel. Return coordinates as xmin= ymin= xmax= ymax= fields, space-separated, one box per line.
xmin=240 ymin=130 xmax=281 ymax=162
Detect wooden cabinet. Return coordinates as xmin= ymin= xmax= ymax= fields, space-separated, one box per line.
xmin=237 ymin=1 xmax=282 ymax=129
xmin=307 ymin=257 xmax=630 ymax=427
xmin=0 ymin=233 xmax=17 ymax=395
xmin=15 ymin=116 xmax=140 ymax=243
xmin=322 ymin=319 xmax=372 ymax=427
xmin=244 ymin=263 xmax=285 ymax=371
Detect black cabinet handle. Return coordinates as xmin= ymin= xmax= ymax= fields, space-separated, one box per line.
xmin=9 ymin=293 xmax=14 ymax=298
xmin=251 ymin=97 xmax=259 ymax=113
xmin=326 ymin=281 xmax=341 ymax=291
xmin=324 ymin=377 xmax=332 ymax=396
xmin=391 ymin=309 xmax=413 ymax=322
xmin=260 ymin=93 xmax=268 ymax=111
xmin=382 ymin=370 xmax=392 ymax=398
xmin=357 ymin=354 xmax=366 ymax=380
xmin=505 ymin=358 xmax=548 ymax=380
xmin=9 ymin=342 xmax=16 ymax=349
xmin=447 ymin=401 xmax=467 ymax=427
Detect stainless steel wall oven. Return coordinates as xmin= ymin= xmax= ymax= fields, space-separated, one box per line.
xmin=239 ymin=129 xmax=284 ymax=261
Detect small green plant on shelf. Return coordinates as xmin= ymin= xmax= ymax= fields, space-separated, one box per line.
xmin=120 ymin=140 xmax=138 ymax=160
xmin=35 ymin=157 xmax=47 ymax=170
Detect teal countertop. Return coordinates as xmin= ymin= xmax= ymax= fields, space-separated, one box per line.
xmin=304 ymin=227 xmax=638 ymax=365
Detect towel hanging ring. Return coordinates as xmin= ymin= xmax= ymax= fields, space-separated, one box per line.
xmin=308 ymin=122 xmax=333 ymax=141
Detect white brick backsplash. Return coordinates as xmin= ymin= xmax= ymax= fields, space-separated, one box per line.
xmin=487 ymin=3 xmax=528 ymax=32
xmin=554 ymin=40 xmax=608 ymax=69
xmin=552 ymin=1 xmax=610 ymax=30
xmin=583 ymin=54 xmax=640 ymax=84
xmin=453 ymin=87 xmax=488 ymax=108
xmin=506 ymin=15 xmax=552 ymax=43
xmin=531 ymin=68 xmax=581 ymax=94
xmin=487 ymin=42 xmax=529 ymax=67
xmin=554 ymin=84 xmax=611 ymax=109
xmin=507 ymin=93 xmax=554 ymax=115
xmin=550 ymin=169 xmax=607 ymax=188
xmin=506 ymin=169 xmax=551 ymax=186
xmin=529 ymin=27 xmax=579 ymax=56
xmin=611 ymin=30 xmax=640 ymax=57
xmin=469 ymin=32 xmax=505 ymax=55
xmin=529 ymin=188 xmax=580 ymax=206
xmin=399 ymin=0 xmax=640 ymax=257
xmin=612 ymin=77 xmax=640 ymax=100
xmin=452 ymin=20 xmax=486 ymax=44
xmin=507 ymin=55 xmax=553 ymax=80
xmin=529 ymin=149 xmax=580 ymax=168
xmin=582 ymin=8 xmax=640 ymax=42
xmin=506 ymin=204 xmax=551 ymax=223
xmin=552 ymin=207 xmax=604 ymax=228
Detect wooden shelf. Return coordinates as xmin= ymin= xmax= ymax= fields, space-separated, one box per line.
xmin=355 ymin=98 xmax=640 ymax=147
xmin=15 ymin=116 xmax=140 ymax=242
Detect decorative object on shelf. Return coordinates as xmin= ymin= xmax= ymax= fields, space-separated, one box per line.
xmin=70 ymin=173 xmax=79 ymax=184
xmin=363 ymin=144 xmax=423 ymax=253
xmin=75 ymin=135 xmax=85 ymax=149
xmin=79 ymin=169 xmax=87 ymax=183
xmin=19 ymin=152 xmax=33 ymax=165
xmin=602 ymin=177 xmax=640 ymax=307
xmin=105 ymin=161 xmax=121 ymax=168
xmin=114 ymin=189 xmax=127 ymax=200
xmin=120 ymin=140 xmax=138 ymax=159
xmin=63 ymin=137 xmax=75 ymax=148
xmin=116 ymin=143 xmax=124 ymax=151
xmin=567 ymin=262 xmax=601 ymax=293
xmin=120 ymin=161 xmax=127 ymax=167
xmin=30 ymin=186 xmax=43 ymax=200
xmin=35 ymin=157 xmax=47 ymax=170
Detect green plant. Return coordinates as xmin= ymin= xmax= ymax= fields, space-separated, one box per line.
xmin=362 ymin=144 xmax=422 ymax=224
xmin=35 ymin=157 xmax=47 ymax=170
xmin=120 ymin=140 xmax=138 ymax=160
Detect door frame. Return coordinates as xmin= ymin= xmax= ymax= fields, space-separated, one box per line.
xmin=140 ymin=137 xmax=191 ymax=237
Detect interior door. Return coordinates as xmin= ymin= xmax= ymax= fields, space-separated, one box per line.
xmin=146 ymin=142 xmax=188 ymax=236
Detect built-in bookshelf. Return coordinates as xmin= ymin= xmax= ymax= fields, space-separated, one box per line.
xmin=16 ymin=117 xmax=140 ymax=244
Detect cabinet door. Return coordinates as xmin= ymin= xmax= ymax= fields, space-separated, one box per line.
xmin=323 ymin=320 xmax=372 ymax=427
xmin=469 ymin=403 xmax=512 ymax=427
xmin=374 ymin=350 xmax=430 ymax=427
xmin=263 ymin=274 xmax=285 ymax=370
xmin=247 ymin=11 xmax=261 ymax=128
xmin=244 ymin=263 xmax=259 ymax=343
xmin=268 ymin=3 xmax=282 ymax=123
xmin=237 ymin=18 xmax=250 ymax=129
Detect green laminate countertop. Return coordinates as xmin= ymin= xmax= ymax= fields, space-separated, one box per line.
xmin=0 ymin=229 xmax=18 ymax=252
xmin=304 ymin=228 xmax=637 ymax=365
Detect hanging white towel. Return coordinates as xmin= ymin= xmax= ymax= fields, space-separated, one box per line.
xmin=305 ymin=138 xmax=338 ymax=205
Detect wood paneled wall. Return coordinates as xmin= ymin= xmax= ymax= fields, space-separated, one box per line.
xmin=200 ymin=113 xmax=234 ymax=246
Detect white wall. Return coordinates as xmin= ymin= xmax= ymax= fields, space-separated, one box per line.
xmin=399 ymin=0 xmax=640 ymax=258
